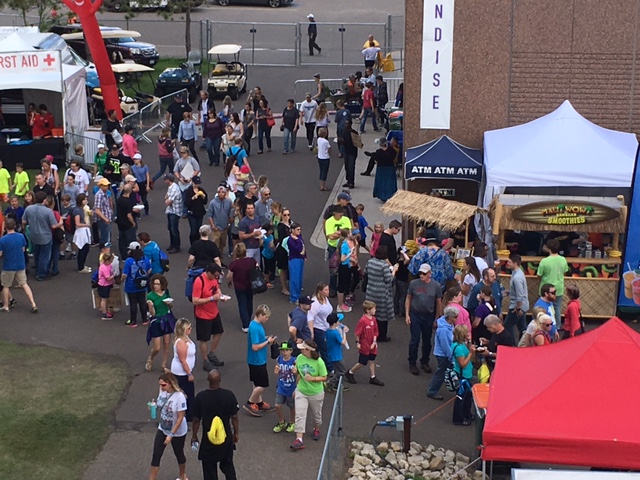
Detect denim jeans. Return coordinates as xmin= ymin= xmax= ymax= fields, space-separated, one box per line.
xmin=344 ymin=153 xmax=356 ymax=186
xmin=235 ymin=288 xmax=254 ymax=329
xmin=205 ymin=136 xmax=222 ymax=166
xmin=304 ymin=122 xmax=316 ymax=147
xmin=407 ymin=310 xmax=434 ymax=366
xmin=504 ymin=308 xmax=526 ymax=340
xmin=167 ymin=213 xmax=181 ymax=250
xmin=336 ymin=127 xmax=345 ymax=156
xmin=452 ymin=383 xmax=473 ymax=424
xmin=394 ymin=279 xmax=408 ymax=316
xmin=283 ymin=127 xmax=297 ymax=152
xmin=33 ymin=241 xmax=52 ymax=280
xmin=77 ymin=244 xmax=90 ymax=271
xmin=318 ymin=158 xmax=330 ymax=181
xmin=289 ymin=257 xmax=304 ymax=303
xmin=96 ymin=219 xmax=112 ymax=248
xmin=313 ymin=328 xmax=328 ymax=366
xmin=359 ymin=107 xmax=378 ymax=132
xmin=49 ymin=239 xmax=61 ymax=275
xmin=258 ymin=125 xmax=271 ymax=152
xmin=152 ymin=157 xmax=174 ymax=182
xmin=553 ymin=294 xmax=563 ymax=325
xmin=187 ymin=214 xmax=204 ymax=245
xmin=118 ymin=227 xmax=137 ymax=260
xmin=428 ymin=355 xmax=451 ymax=396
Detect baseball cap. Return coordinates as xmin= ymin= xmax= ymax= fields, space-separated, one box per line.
xmin=124 ymin=174 xmax=136 ymax=183
xmin=133 ymin=153 xmax=142 ymax=160
xmin=101 ymin=242 xmax=112 ymax=248
xmin=313 ymin=73 xmax=321 ymax=78
xmin=278 ymin=342 xmax=293 ymax=351
xmin=327 ymin=313 xmax=343 ymax=326
xmin=240 ymin=165 xmax=250 ymax=174
xmin=217 ymin=185 xmax=227 ymax=193
xmin=307 ymin=13 xmax=314 ymax=18
xmin=298 ymin=295 xmax=313 ymax=305
xmin=110 ymin=144 xmax=120 ymax=150
xmin=164 ymin=173 xmax=175 ymax=182
xmin=305 ymin=92 xmax=312 ymax=98
xmin=337 ymin=192 xmax=351 ymax=201
xmin=97 ymin=178 xmax=110 ymax=186
xmin=128 ymin=241 xmax=141 ymax=251
xmin=419 ymin=263 xmax=432 ymax=274
xmin=97 ymin=143 xmax=105 ymax=149
xmin=192 ymin=175 xmax=202 ymax=185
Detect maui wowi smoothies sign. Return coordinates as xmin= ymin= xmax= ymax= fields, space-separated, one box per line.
xmin=511 ymin=201 xmax=619 ymax=226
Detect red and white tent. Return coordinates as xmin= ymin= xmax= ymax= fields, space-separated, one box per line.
xmin=482 ymin=318 xmax=640 ymax=470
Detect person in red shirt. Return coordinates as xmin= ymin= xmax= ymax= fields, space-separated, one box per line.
xmin=359 ymin=82 xmax=378 ymax=134
xmin=344 ymin=300 xmax=384 ymax=386
xmin=31 ymin=104 xmax=55 ymax=139
xmin=192 ymin=263 xmax=230 ymax=371
xmin=562 ymin=284 xmax=584 ymax=339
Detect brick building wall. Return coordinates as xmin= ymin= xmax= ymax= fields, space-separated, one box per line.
xmin=404 ymin=0 xmax=640 ymax=196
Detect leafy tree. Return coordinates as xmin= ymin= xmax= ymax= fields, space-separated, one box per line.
xmin=0 ymin=0 xmax=63 ymax=30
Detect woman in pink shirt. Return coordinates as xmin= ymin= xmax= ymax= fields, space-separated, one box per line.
xmin=98 ymin=253 xmax=116 ymax=320
xmin=121 ymin=124 xmax=138 ymax=161
xmin=443 ymin=285 xmax=472 ymax=340
xmin=562 ymin=284 xmax=583 ymax=339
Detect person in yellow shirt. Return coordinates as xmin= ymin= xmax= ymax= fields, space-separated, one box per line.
xmin=362 ymin=34 xmax=380 ymax=49
xmin=13 ymin=163 xmax=29 ymax=199
xmin=0 ymin=160 xmax=11 ymax=202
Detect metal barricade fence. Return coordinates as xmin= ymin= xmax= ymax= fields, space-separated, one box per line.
xmin=124 ymin=88 xmax=188 ymax=143
xmin=294 ymin=77 xmax=403 ymax=108
xmin=65 ymin=131 xmax=102 ymax=167
xmin=317 ymin=376 xmax=345 ymax=480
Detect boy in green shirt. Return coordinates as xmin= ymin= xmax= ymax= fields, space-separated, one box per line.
xmin=93 ymin=143 xmax=109 ymax=176
xmin=0 ymin=160 xmax=11 ymax=202
xmin=537 ymin=238 xmax=568 ymax=325
xmin=13 ymin=163 xmax=29 ymax=199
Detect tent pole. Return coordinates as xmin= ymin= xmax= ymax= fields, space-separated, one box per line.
xmin=482 ymin=459 xmax=486 ymax=479
xmin=465 ymin=217 xmax=470 ymax=247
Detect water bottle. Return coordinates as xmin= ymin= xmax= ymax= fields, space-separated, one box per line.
xmin=339 ymin=324 xmax=350 ymax=350
xmin=191 ymin=440 xmax=199 ymax=452
xmin=148 ymin=399 xmax=157 ymax=420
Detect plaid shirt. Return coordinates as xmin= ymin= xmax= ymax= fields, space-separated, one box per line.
xmin=93 ymin=189 xmax=113 ymax=221
xmin=165 ymin=183 xmax=182 ymax=215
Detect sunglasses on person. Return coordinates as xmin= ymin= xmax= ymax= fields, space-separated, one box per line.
xmin=548 ymin=290 xmax=557 ymax=295
xmin=419 ymin=271 xmax=431 ymax=276
xmin=283 ymin=213 xmax=290 ymax=216
xmin=544 ymin=323 xmax=553 ymax=327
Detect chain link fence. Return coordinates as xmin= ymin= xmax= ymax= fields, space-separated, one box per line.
xmin=317 ymin=376 xmax=346 ymax=480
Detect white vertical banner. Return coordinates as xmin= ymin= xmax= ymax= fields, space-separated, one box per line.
xmin=420 ymin=0 xmax=455 ymax=129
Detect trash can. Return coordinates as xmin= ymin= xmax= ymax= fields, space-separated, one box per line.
xmin=472 ymin=383 xmax=489 ymax=459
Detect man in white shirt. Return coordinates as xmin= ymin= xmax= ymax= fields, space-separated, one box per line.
xmin=299 ymin=93 xmax=318 ymax=150
xmin=64 ymin=160 xmax=91 ymax=194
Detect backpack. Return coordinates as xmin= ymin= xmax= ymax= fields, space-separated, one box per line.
xmin=132 ymin=260 xmax=149 ymax=290
xmin=91 ymin=269 xmax=99 ymax=289
xmin=63 ymin=212 xmax=76 ymax=234
xmin=159 ymin=249 xmax=170 ymax=272
xmin=444 ymin=345 xmax=461 ymax=392
xmin=249 ymin=264 xmax=267 ymax=294
xmin=207 ymin=416 xmax=226 ymax=445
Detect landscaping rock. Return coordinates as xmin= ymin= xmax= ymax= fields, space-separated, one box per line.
xmin=429 ymin=456 xmax=446 ymax=471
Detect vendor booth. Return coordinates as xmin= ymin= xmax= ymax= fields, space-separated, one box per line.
xmin=481 ymin=318 xmax=640 ymax=471
xmin=491 ymin=194 xmax=626 ymax=318
xmin=405 ymin=135 xmax=483 ymax=206
xmin=0 ymin=33 xmax=88 ymax=169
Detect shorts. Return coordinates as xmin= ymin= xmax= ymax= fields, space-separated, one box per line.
xmin=248 ymin=363 xmax=269 ymax=388
xmin=231 ymin=232 xmax=240 ymax=241
xmin=276 ymin=248 xmax=289 ymax=271
xmin=358 ymin=237 xmax=367 ymax=248
xmin=358 ymin=352 xmax=377 ymax=365
xmin=263 ymin=256 xmax=276 ymax=275
xmin=97 ymin=285 xmax=112 ymax=299
xmin=196 ymin=314 xmax=224 ymax=341
xmin=275 ymin=392 xmax=294 ymax=408
xmin=1 ymin=269 xmax=27 ymax=288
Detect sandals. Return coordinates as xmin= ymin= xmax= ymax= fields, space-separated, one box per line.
xmin=145 ymin=357 xmax=153 ymax=372
xmin=31 ymin=306 xmax=38 ymax=313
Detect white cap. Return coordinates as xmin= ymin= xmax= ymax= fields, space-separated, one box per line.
xmin=307 ymin=13 xmax=314 ymax=18
xmin=97 ymin=143 xmax=105 ymax=149
xmin=133 ymin=153 xmax=142 ymax=160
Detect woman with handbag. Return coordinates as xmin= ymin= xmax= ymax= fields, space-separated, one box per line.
xmin=146 ymin=274 xmax=177 ymax=373
xmin=256 ymin=98 xmax=273 ymax=154
xmin=149 ymin=371 xmax=188 ymax=480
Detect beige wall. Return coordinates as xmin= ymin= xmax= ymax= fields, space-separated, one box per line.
xmin=404 ymin=0 xmax=640 ymax=194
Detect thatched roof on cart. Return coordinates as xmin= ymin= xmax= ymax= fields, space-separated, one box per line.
xmin=381 ymin=190 xmax=485 ymax=231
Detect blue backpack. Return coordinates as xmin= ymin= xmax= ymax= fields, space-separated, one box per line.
xmin=91 ymin=269 xmax=99 ymax=289
xmin=159 ymin=249 xmax=170 ymax=272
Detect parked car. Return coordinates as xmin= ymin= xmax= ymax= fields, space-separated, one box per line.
xmin=206 ymin=44 xmax=247 ymax=100
xmin=57 ymin=26 xmax=160 ymax=67
xmin=102 ymin=0 xmax=168 ymax=11
xmin=217 ymin=0 xmax=292 ymax=6
xmin=155 ymin=62 xmax=202 ymax=103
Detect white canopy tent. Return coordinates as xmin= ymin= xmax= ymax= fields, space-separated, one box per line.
xmin=481 ymin=100 xmax=638 ymax=208
xmin=0 ymin=33 xmax=88 ymax=134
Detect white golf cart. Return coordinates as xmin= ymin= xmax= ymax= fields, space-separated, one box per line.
xmin=206 ymin=44 xmax=247 ymax=100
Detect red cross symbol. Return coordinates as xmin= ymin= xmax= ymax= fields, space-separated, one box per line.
xmin=43 ymin=54 xmax=56 ymax=66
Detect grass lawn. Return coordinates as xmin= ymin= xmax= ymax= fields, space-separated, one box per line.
xmin=0 ymin=341 xmax=129 ymax=480
xmin=120 ymin=57 xmax=186 ymax=97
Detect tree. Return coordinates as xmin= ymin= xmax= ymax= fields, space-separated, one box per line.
xmin=0 ymin=0 xmax=62 ymax=30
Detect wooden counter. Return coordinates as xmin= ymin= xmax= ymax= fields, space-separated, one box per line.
xmin=498 ymin=274 xmax=619 ymax=319
xmin=498 ymin=255 xmax=621 ymax=266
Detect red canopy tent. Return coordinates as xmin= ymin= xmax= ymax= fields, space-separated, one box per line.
xmin=482 ymin=317 xmax=640 ymax=470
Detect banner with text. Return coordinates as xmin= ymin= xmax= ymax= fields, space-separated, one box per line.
xmin=420 ymin=0 xmax=455 ymax=130
xmin=0 ymin=50 xmax=62 ymax=75
xmin=618 ymin=146 xmax=640 ymax=310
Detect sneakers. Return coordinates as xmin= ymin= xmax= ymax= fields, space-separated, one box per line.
xmin=202 ymin=360 xmax=216 ymax=372
xmin=290 ymin=438 xmax=305 ymax=450
xmin=286 ymin=422 xmax=295 ymax=433
xmin=345 ymin=371 xmax=357 ymax=384
xmin=101 ymin=312 xmax=114 ymax=320
xmin=273 ymin=422 xmax=287 ymax=433
xmin=258 ymin=401 xmax=275 ymax=412
xmin=312 ymin=427 xmax=321 ymax=441
xmin=241 ymin=327 xmax=249 ymax=333
xmin=207 ymin=352 xmax=225 ymax=366
xmin=369 ymin=376 xmax=385 ymax=386
xmin=125 ymin=319 xmax=138 ymax=328
xmin=409 ymin=364 xmax=420 ymax=376
xmin=337 ymin=304 xmax=352 ymax=313
xmin=243 ymin=402 xmax=263 ymax=417
xmin=78 ymin=266 xmax=92 ymax=273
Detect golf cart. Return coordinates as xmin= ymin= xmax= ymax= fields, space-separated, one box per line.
xmin=155 ymin=51 xmax=203 ymax=102
xmin=89 ymin=63 xmax=160 ymax=123
xmin=207 ymin=44 xmax=247 ymax=100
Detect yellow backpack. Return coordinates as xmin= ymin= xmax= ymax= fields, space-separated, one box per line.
xmin=207 ymin=416 xmax=226 ymax=445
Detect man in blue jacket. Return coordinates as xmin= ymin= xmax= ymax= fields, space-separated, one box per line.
xmin=427 ymin=305 xmax=458 ymax=400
